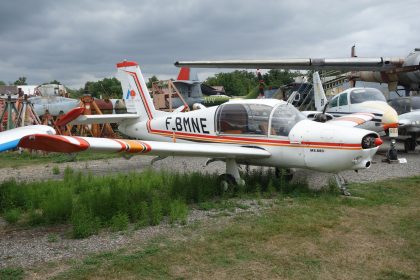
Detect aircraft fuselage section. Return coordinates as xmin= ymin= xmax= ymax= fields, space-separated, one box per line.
xmin=117 ymin=105 xmax=378 ymax=173
xmin=165 ymin=116 xmax=211 ymax=134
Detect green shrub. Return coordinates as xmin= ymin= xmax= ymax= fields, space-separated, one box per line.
xmin=52 ymin=166 xmax=60 ymax=175
xmin=71 ymin=207 xmax=100 ymax=239
xmin=135 ymin=201 xmax=150 ymax=228
xmin=41 ymin=188 xmax=73 ymax=224
xmin=28 ymin=209 xmax=44 ymax=226
xmin=149 ymin=196 xmax=163 ymax=226
xmin=0 ymin=179 xmax=25 ymax=211
xmin=47 ymin=233 xmax=59 ymax=243
xmin=0 ymin=267 xmax=24 ymax=280
xmin=63 ymin=166 xmax=74 ymax=182
xmin=110 ymin=212 xmax=129 ymax=232
xmin=4 ymin=208 xmax=21 ymax=224
xmin=169 ymin=200 xmax=188 ymax=225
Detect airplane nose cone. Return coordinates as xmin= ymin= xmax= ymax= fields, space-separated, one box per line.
xmin=374 ymin=137 xmax=383 ymax=146
xmin=382 ymin=106 xmax=399 ymax=129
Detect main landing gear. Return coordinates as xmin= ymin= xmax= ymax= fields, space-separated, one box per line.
xmin=383 ymin=139 xmax=399 ymax=163
xmin=217 ymin=158 xmax=245 ymax=191
xmin=404 ymin=134 xmax=417 ymax=153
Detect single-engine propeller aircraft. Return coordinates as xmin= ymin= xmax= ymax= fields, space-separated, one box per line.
xmin=388 ymin=96 xmax=420 ymax=152
xmin=305 ymin=72 xmax=399 ymax=134
xmin=19 ymin=61 xmax=384 ymax=195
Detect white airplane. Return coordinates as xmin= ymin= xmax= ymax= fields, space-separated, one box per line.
xmin=388 ymin=96 xmax=420 ymax=152
xmin=18 ymin=61 xmax=384 ymax=194
xmin=304 ymin=72 xmax=399 ymax=134
xmin=0 ymin=125 xmax=55 ymax=152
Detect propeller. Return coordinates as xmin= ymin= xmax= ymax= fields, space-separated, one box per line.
xmin=313 ymin=101 xmax=330 ymax=123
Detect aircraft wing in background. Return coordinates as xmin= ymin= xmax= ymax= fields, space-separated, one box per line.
xmin=0 ymin=125 xmax=55 ymax=152
xmin=327 ymin=113 xmax=376 ymax=127
xmin=18 ymin=134 xmax=272 ymax=159
xmin=175 ymin=57 xmax=402 ymax=71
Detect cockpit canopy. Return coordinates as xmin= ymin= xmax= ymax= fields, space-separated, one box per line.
xmin=329 ymin=88 xmax=386 ymax=108
xmin=349 ymin=88 xmax=386 ymax=104
xmin=216 ymin=102 xmax=305 ymax=137
xmin=388 ymin=96 xmax=420 ymax=115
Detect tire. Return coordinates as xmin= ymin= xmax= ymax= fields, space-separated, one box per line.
xmin=404 ymin=139 xmax=416 ymax=153
xmin=217 ymin=174 xmax=236 ymax=192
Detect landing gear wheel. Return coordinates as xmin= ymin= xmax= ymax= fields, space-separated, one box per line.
xmin=404 ymin=138 xmax=416 ymax=153
xmin=217 ymin=174 xmax=236 ymax=192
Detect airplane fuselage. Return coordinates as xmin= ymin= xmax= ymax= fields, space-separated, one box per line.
xmin=118 ymin=100 xmax=378 ymax=173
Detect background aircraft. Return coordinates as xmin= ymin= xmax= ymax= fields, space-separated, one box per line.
xmin=306 ymin=72 xmax=399 ymax=134
xmin=175 ymin=48 xmax=420 ymax=93
xmin=19 ymin=61 xmax=383 ymax=195
xmin=388 ymin=96 xmax=420 ymax=152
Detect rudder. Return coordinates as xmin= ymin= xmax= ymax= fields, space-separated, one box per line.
xmin=116 ymin=61 xmax=157 ymax=120
xmin=312 ymin=71 xmax=328 ymax=112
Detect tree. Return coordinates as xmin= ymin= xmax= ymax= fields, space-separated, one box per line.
xmin=13 ymin=77 xmax=27 ymax=85
xmin=205 ymin=70 xmax=257 ymax=96
xmin=147 ymin=75 xmax=159 ymax=88
xmin=83 ymin=77 xmax=122 ymax=99
xmin=262 ymin=69 xmax=296 ymax=88
xmin=0 ymin=81 xmax=5 ymax=86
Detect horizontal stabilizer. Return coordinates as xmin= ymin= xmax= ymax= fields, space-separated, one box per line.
xmin=55 ymin=107 xmax=85 ymax=126
xmin=69 ymin=113 xmax=139 ymax=125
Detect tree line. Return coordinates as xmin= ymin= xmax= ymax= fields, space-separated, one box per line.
xmin=1 ymin=69 xmax=297 ymax=99
xmin=204 ymin=69 xmax=297 ymax=96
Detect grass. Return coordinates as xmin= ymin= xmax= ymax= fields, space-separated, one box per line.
xmin=25 ymin=175 xmax=420 ymax=279
xmin=0 ymin=167 xmax=296 ymax=236
xmin=0 ymin=267 xmax=24 ymax=280
xmin=0 ymin=150 xmax=121 ymax=169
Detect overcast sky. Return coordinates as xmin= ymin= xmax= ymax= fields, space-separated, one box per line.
xmin=1 ymin=0 xmax=419 ymax=89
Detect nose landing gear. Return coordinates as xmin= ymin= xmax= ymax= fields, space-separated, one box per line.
xmin=334 ymin=173 xmax=351 ymax=196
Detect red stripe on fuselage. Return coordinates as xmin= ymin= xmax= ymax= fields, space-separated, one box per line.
xmin=146 ymin=120 xmax=361 ymax=149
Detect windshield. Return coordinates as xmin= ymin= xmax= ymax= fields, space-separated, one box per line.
xmin=216 ymin=103 xmax=273 ymax=135
xmin=350 ymin=88 xmax=386 ymax=104
xmin=412 ymin=97 xmax=420 ymax=110
xmin=389 ymin=97 xmax=420 ymax=114
xmin=270 ymin=104 xmax=306 ymax=136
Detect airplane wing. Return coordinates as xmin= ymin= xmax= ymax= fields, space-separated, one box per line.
xmin=18 ymin=134 xmax=271 ymax=159
xmin=326 ymin=113 xmax=375 ymax=127
xmin=69 ymin=114 xmax=140 ymax=125
xmin=175 ymin=57 xmax=400 ymax=71
xmin=0 ymin=125 xmax=56 ymax=152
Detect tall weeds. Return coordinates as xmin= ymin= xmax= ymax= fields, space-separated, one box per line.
xmin=0 ymin=167 xmax=308 ymax=238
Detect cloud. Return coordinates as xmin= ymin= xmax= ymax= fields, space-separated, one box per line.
xmin=0 ymin=0 xmax=419 ymax=88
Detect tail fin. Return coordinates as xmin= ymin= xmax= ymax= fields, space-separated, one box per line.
xmin=176 ymin=67 xmax=198 ymax=81
xmin=312 ymin=72 xmax=328 ymax=111
xmin=116 ymin=61 xmax=157 ymax=120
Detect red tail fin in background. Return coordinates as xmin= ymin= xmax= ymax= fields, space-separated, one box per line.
xmin=177 ymin=67 xmax=190 ymax=81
